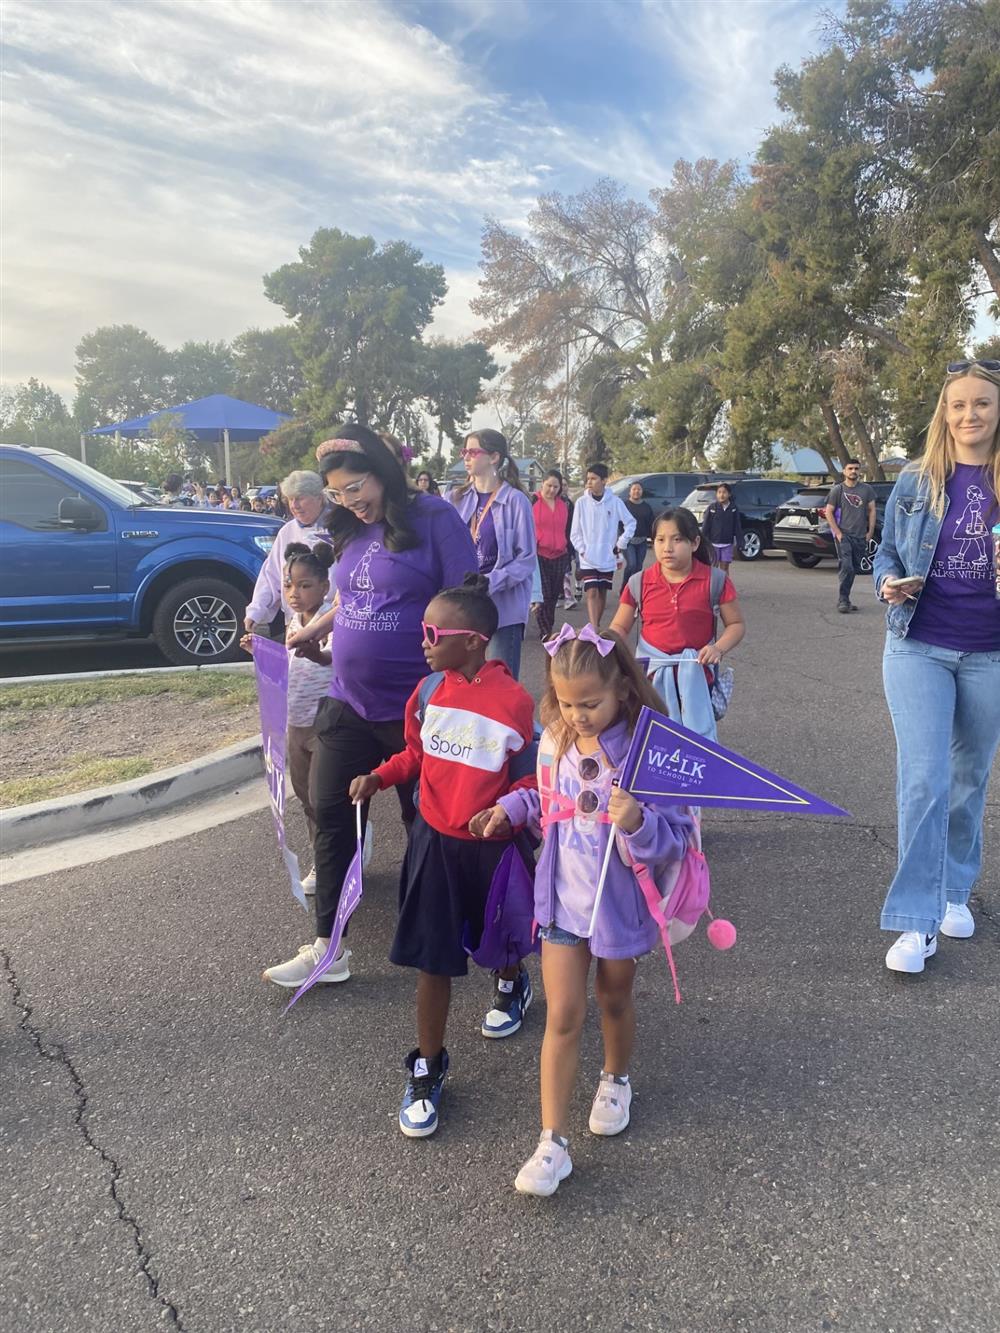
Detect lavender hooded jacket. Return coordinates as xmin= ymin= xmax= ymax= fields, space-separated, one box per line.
xmin=498 ymin=719 xmax=693 ymax=959
xmin=448 ymin=483 xmax=537 ymax=629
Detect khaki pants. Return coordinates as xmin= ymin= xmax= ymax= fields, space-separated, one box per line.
xmin=287 ymin=724 xmax=317 ymax=846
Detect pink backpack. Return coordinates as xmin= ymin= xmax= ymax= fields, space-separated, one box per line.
xmin=539 ymin=744 xmax=735 ymax=1003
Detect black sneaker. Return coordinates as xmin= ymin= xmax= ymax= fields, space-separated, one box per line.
xmin=481 ymin=967 xmax=532 ymax=1038
xmin=399 ymin=1048 xmax=449 ymax=1137
xmin=837 ymin=601 xmax=851 ymax=614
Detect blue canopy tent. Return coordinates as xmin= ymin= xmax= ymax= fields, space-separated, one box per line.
xmin=89 ymin=394 xmax=290 ymax=483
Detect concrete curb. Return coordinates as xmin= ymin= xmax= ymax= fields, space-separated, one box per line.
xmin=0 ymin=736 xmax=264 ymax=853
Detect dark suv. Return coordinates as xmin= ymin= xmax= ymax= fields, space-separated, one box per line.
xmin=609 ymin=471 xmax=743 ymax=515
xmin=681 ymin=478 xmax=800 ymax=560
xmin=773 ymin=482 xmax=896 ymax=568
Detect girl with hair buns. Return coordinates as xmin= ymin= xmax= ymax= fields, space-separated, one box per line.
xmin=448 ymin=428 xmax=536 ymax=679
xmin=874 ymin=358 xmax=1000 ymax=976
xmin=263 ymin=423 xmax=477 ymax=991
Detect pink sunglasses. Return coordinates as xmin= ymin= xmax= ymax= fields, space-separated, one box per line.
xmin=421 ymin=621 xmax=489 ymax=646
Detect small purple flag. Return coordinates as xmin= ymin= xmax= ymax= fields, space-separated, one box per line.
xmin=619 ymin=706 xmax=850 ymax=817
xmin=253 ymin=635 xmax=307 ymax=908
xmin=284 ymin=806 xmax=365 ymax=1012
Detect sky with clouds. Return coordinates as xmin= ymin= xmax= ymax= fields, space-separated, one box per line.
xmin=2 ymin=0 xmax=844 ymax=404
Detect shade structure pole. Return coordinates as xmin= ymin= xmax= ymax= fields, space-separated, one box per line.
xmin=223 ymin=428 xmax=232 ymax=486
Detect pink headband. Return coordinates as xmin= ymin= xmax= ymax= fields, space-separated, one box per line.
xmin=543 ymin=623 xmax=615 ymax=658
xmin=316 ymin=438 xmax=367 ymax=461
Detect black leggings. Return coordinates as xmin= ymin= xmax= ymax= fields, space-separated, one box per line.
xmin=309 ymin=697 xmax=416 ymax=937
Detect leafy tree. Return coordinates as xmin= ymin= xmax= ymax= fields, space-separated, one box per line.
xmin=73 ymin=325 xmax=173 ymax=429
xmin=0 ymin=379 xmax=78 ymax=449
xmin=89 ymin=415 xmax=194 ymax=486
xmin=263 ymin=228 xmax=446 ymax=429
xmin=232 ymin=326 xmax=304 ymax=414
xmin=257 ymin=417 xmax=324 ymax=481
xmin=419 ymin=339 xmax=498 ymax=463
xmin=169 ymin=340 xmax=236 ymax=403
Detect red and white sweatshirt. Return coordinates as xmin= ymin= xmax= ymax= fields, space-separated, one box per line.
xmin=373 ymin=660 xmax=537 ymax=841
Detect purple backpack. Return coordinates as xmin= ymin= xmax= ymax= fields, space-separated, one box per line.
xmin=464 ymin=843 xmax=539 ymax=971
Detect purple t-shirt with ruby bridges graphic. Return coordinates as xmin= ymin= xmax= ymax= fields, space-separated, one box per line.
xmin=907 ymin=463 xmax=1000 ymax=652
xmin=328 ymin=495 xmax=477 ymax=721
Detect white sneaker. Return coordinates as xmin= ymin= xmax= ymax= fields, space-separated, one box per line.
xmin=940 ymin=903 xmax=975 ymax=939
xmin=301 ymin=868 xmax=316 ymax=895
xmin=885 ymin=931 xmax=937 ymax=974
xmin=514 ymin=1132 xmax=572 ymax=1197
xmin=262 ymin=940 xmax=351 ymax=988
xmin=588 ymin=1073 xmax=632 ymax=1136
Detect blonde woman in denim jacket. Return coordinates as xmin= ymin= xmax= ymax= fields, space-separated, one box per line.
xmin=874 ymin=361 xmax=1000 ymax=974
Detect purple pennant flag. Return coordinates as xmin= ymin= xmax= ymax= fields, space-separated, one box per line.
xmin=253 ymin=635 xmax=307 ymax=908
xmin=284 ymin=809 xmax=365 ymax=1012
xmin=619 ymin=706 xmax=850 ymax=817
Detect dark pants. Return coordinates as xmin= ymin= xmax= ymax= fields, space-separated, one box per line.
xmin=621 ymin=541 xmax=646 ymax=591
xmin=836 ymin=534 xmax=867 ymax=603
xmin=309 ymin=697 xmax=416 ymax=937
xmin=535 ymin=553 xmax=570 ymax=638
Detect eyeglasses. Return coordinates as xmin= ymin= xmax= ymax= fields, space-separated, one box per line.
xmin=461 ymin=448 xmax=488 ymax=459
xmin=325 ymin=474 xmax=371 ymax=504
xmin=947 ymin=359 xmax=1000 ymax=374
xmin=575 ymin=753 xmax=604 ymax=816
xmin=421 ymin=621 xmax=490 ymax=646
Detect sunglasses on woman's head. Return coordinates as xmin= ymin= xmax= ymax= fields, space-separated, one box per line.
xmin=947 ymin=359 xmax=1000 ymax=374
xmin=421 ymin=621 xmax=489 ymax=646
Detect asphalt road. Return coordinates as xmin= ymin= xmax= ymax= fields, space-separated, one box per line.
xmin=3 ymin=557 xmax=998 ymax=1333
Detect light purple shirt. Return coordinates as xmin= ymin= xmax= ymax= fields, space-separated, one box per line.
xmin=448 ymin=483 xmax=537 ymax=628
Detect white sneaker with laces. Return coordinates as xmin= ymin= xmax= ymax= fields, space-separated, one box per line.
xmin=515 ymin=1132 xmax=572 ymax=1197
xmin=301 ymin=868 xmax=317 ymax=895
xmin=589 ymin=1073 xmax=632 ymax=1136
xmin=885 ymin=931 xmax=937 ymax=974
xmin=262 ymin=940 xmax=351 ymax=988
xmin=940 ymin=903 xmax=974 ymax=939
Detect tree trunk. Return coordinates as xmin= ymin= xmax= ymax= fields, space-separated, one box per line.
xmin=973 ymin=228 xmax=1000 ymax=300
xmin=820 ymin=404 xmax=851 ymax=466
xmin=848 ymin=406 xmax=885 ymax=482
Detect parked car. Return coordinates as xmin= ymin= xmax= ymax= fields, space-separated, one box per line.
xmin=681 ymin=478 xmax=801 ymax=560
xmin=0 ymin=445 xmax=281 ymax=665
xmin=609 ymin=471 xmax=744 ymax=515
xmin=772 ymin=482 xmax=896 ymax=569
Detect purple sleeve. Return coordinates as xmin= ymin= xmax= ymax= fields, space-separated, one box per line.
xmin=621 ymin=803 xmax=692 ymax=866
xmin=498 ymin=786 xmax=541 ymax=834
xmin=488 ymin=491 xmax=538 ymax=596
xmin=430 ymin=499 xmax=479 ymax=589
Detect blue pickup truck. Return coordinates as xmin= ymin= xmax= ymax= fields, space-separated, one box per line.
xmin=0 ymin=444 xmax=281 ymax=665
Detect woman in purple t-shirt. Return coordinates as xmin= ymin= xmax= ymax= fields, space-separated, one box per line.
xmin=874 ymin=361 xmax=1000 ymax=976
xmin=263 ymin=424 xmax=478 ymax=991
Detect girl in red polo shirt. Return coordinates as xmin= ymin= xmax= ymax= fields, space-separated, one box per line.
xmin=609 ymin=507 xmax=745 ymax=735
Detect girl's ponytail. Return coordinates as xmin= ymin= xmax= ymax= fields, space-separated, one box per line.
xmin=456 ymin=428 xmax=522 ymax=495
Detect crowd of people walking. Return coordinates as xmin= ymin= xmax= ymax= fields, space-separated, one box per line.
xmin=239 ymin=359 xmax=999 ymax=1195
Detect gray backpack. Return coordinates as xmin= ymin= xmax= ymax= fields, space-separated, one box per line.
xmin=626 ymin=565 xmax=735 ymax=720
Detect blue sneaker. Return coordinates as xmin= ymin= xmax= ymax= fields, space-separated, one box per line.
xmin=399 ymin=1048 xmax=448 ymax=1138
xmin=481 ymin=968 xmax=532 ymax=1039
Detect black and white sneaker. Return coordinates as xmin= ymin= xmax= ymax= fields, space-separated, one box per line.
xmin=885 ymin=931 xmax=937 ymax=974
xmin=482 ymin=968 xmax=532 ymax=1038
xmin=399 ymin=1048 xmax=449 ymax=1137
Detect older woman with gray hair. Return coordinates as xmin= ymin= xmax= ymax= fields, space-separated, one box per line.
xmin=244 ymin=470 xmax=332 ymax=634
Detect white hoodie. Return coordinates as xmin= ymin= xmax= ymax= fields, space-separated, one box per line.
xmin=570 ymin=489 xmax=636 ymax=572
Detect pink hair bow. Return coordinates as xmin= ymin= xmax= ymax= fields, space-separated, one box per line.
xmin=542 ymin=623 xmax=615 ymax=658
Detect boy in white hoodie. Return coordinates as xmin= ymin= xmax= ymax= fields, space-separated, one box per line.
xmin=570 ymin=463 xmax=636 ymax=629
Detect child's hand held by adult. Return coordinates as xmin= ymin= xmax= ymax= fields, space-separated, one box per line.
xmin=349 ymin=774 xmax=381 ymax=803
xmin=469 ymin=805 xmax=512 ymax=839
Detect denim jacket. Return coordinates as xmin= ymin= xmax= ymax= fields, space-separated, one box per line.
xmin=448 ymin=483 xmax=537 ymax=628
xmin=872 ymin=468 xmax=948 ymax=639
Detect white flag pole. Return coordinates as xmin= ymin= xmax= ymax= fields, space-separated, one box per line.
xmin=355 ymin=799 xmax=363 ymax=851
xmin=587 ymin=790 xmax=620 ymax=938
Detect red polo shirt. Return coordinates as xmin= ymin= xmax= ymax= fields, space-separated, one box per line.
xmin=621 ymin=561 xmax=736 ymax=654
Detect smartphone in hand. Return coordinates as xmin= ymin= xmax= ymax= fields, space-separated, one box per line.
xmin=884 ymin=575 xmax=924 ymax=598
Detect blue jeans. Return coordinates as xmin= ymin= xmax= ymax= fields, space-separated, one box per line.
xmin=880 ymin=634 xmax=1000 ymax=935
xmin=621 ymin=542 xmax=645 ymax=591
xmin=487 ymin=623 xmax=524 ymax=680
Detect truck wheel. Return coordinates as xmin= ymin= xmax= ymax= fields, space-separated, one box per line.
xmin=786 ymin=552 xmax=822 ymax=569
xmin=737 ymin=528 xmax=764 ymax=560
xmin=151 ymin=578 xmax=247 ymax=665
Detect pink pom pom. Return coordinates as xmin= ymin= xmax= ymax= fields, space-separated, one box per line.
xmin=707 ymin=918 xmax=737 ymax=951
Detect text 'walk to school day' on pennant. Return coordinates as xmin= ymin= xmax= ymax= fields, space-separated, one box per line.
xmin=620 ymin=706 xmax=850 ymax=817
xmin=252 ymin=633 xmax=308 ymax=908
